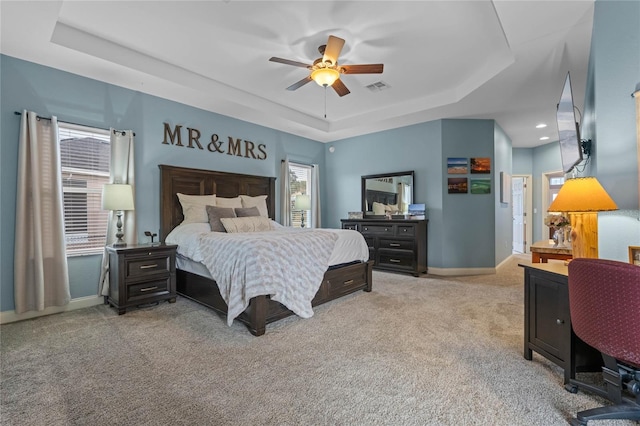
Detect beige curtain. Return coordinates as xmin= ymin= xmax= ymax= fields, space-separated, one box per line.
xmin=280 ymin=158 xmax=292 ymax=226
xmin=99 ymin=129 xmax=136 ymax=296
xmin=311 ymin=164 xmax=321 ymax=228
xmin=14 ymin=111 xmax=70 ymax=314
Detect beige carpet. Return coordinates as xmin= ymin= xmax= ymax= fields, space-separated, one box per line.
xmin=1 ymin=255 xmax=637 ymax=426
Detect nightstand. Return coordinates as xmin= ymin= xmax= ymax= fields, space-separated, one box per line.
xmin=105 ymin=243 xmax=178 ymax=314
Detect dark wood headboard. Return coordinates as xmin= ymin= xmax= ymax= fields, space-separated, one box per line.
xmin=159 ymin=164 xmax=276 ymax=242
xmin=365 ymin=189 xmax=398 ymax=209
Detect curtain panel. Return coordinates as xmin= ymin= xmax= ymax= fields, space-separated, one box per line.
xmin=279 ymin=158 xmax=291 ymax=226
xmin=14 ymin=111 xmax=70 ymax=314
xmin=311 ymin=164 xmax=321 ymax=228
xmin=99 ymin=129 xmax=136 ymax=296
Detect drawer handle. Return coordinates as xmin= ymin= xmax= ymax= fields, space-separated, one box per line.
xmin=363 ymin=227 xmax=368 ymax=231
xmin=343 ymin=279 xmax=354 ymax=285
xmin=389 ymin=259 xmax=401 ymax=263
xmin=140 ymin=264 xmax=158 ymax=270
xmin=385 ymin=228 xmax=388 ymax=231
xmin=389 ymin=243 xmax=401 ymax=247
xmin=556 ymin=319 xmax=564 ymax=325
xmin=140 ymin=286 xmax=159 ymax=292
xmin=402 ymin=228 xmax=408 ymax=232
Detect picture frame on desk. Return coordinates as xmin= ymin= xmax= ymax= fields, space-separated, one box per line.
xmin=629 ymin=246 xmax=640 ymax=265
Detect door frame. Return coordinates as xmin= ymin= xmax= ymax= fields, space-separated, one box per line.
xmin=512 ymin=174 xmax=533 ymax=253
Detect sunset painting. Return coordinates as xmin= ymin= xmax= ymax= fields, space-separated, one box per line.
xmin=470 ymin=157 xmax=491 ymax=174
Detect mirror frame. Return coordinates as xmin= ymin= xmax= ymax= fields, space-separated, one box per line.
xmin=361 ymin=170 xmax=415 ymax=215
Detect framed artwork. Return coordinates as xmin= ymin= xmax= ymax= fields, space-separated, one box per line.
xmin=500 ymin=172 xmax=511 ymax=203
xmin=470 ymin=157 xmax=491 ymax=174
xmin=629 ymin=246 xmax=640 ymax=265
xmin=448 ymin=177 xmax=468 ymax=194
xmin=470 ymin=179 xmax=491 ymax=194
xmin=447 ymin=157 xmax=468 ymax=174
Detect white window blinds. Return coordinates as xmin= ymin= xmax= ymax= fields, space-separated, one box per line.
xmin=58 ymin=123 xmax=110 ymax=255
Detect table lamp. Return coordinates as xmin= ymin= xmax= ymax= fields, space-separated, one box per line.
xmin=547 ymin=177 xmax=617 ymax=258
xmin=102 ymin=183 xmax=135 ymax=247
xmin=294 ymin=194 xmax=311 ymax=228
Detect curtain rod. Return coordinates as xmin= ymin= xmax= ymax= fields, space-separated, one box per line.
xmin=13 ymin=111 xmax=135 ymax=136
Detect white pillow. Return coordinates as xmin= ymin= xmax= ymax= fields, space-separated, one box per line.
xmin=177 ymin=193 xmax=217 ymax=223
xmin=240 ymin=195 xmax=269 ymax=217
xmin=385 ymin=204 xmax=398 ymax=212
xmin=372 ymin=201 xmax=386 ymax=215
xmin=215 ymin=196 xmax=242 ymax=208
xmin=220 ymin=216 xmax=273 ymax=233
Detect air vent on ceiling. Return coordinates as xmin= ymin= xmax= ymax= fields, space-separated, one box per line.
xmin=366 ymin=81 xmax=390 ymax=92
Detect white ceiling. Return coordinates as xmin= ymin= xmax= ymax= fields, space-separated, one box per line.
xmin=0 ymin=1 xmax=594 ymax=148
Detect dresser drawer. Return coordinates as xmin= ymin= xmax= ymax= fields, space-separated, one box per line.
xmin=360 ymin=224 xmax=394 ymax=235
xmin=126 ymin=254 xmax=171 ymax=278
xmin=127 ymin=276 xmax=171 ymax=301
xmin=378 ymin=250 xmax=414 ymax=270
xmin=397 ymin=225 xmax=415 ymax=237
xmin=379 ymin=239 xmax=413 ymax=250
xmin=342 ymin=223 xmax=358 ymax=231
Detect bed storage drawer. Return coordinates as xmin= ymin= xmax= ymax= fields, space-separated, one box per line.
xmin=313 ymin=262 xmax=370 ymax=303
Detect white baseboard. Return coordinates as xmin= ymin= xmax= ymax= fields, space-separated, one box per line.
xmin=0 ymin=295 xmax=104 ymax=325
xmin=427 ymin=266 xmax=496 ymax=276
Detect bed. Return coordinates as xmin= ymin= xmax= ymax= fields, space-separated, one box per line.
xmin=159 ymin=164 xmax=373 ymax=336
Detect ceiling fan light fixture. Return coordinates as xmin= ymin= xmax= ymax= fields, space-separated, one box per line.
xmin=311 ymin=67 xmax=340 ymax=87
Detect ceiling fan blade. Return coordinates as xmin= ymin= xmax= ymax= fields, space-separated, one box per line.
xmin=269 ymin=57 xmax=311 ymax=68
xmin=332 ymin=78 xmax=350 ymax=97
xmin=322 ymin=35 xmax=345 ymax=66
xmin=286 ymin=76 xmax=313 ymax=91
xmin=341 ymin=64 xmax=384 ymax=74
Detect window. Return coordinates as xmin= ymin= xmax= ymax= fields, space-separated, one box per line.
xmin=289 ymin=162 xmax=313 ymax=228
xmin=58 ymin=123 xmax=110 ymax=255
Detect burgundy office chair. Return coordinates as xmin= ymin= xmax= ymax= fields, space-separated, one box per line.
xmin=567 ymin=258 xmax=640 ymax=426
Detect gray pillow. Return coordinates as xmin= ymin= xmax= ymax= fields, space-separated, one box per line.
xmin=234 ymin=206 xmax=261 ymax=217
xmin=206 ymin=205 xmax=236 ymax=232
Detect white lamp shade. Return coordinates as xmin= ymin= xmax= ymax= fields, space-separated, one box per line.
xmin=102 ymin=184 xmax=135 ymax=211
xmin=294 ymin=194 xmax=311 ymax=210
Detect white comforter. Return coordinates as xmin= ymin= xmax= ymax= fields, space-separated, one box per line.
xmin=166 ymin=223 xmax=368 ymax=325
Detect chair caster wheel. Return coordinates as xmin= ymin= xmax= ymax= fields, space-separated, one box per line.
xmin=564 ymin=384 xmax=579 ymax=393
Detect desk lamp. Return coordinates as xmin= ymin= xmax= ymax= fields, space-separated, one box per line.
xmin=547 ymin=177 xmax=617 ymax=258
xmin=102 ymin=184 xmax=135 ymax=247
xmin=294 ymin=194 xmax=311 ymax=228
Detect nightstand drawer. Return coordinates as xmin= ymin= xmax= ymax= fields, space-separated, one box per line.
xmin=127 ymin=277 xmax=170 ymax=301
xmin=126 ymin=255 xmax=171 ymax=278
xmin=379 ymin=239 xmax=413 ymax=250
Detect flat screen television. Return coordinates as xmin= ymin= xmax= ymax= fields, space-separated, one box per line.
xmin=556 ymin=72 xmax=583 ymax=174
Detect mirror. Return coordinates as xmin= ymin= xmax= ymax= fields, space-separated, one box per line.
xmin=362 ymin=171 xmax=415 ymax=216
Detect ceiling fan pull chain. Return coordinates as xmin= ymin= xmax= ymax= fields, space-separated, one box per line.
xmin=324 ymin=86 xmax=327 ymax=119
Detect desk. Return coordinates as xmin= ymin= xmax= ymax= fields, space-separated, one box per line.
xmin=530 ymin=240 xmax=572 ymax=263
xmin=519 ymin=262 xmax=602 ymax=387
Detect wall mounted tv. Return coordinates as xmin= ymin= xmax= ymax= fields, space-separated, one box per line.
xmin=556 ymin=72 xmax=583 ymax=174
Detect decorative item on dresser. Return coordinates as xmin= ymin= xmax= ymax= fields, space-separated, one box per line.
xmin=341 ymin=218 xmax=427 ymax=276
xmin=105 ymin=243 xmax=177 ymax=314
xmin=159 ymin=164 xmax=373 ymax=336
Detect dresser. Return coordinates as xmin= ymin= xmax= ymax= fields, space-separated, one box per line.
xmin=106 ymin=244 xmax=178 ymax=314
xmin=520 ymin=262 xmax=602 ymax=389
xmin=341 ymin=219 xmax=427 ymax=276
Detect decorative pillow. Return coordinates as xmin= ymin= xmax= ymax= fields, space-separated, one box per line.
xmin=385 ymin=204 xmax=398 ymax=212
xmin=215 ymin=196 xmax=243 ymax=208
xmin=206 ymin=205 xmax=237 ymax=232
xmin=234 ymin=206 xmax=261 ymax=217
xmin=240 ymin=195 xmax=269 ymax=217
xmin=220 ymin=216 xmax=273 ymax=233
xmin=177 ymin=193 xmax=217 ymax=223
xmin=372 ymin=201 xmax=386 ymax=215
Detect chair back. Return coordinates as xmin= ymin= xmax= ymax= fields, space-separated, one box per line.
xmin=568 ymin=258 xmax=640 ymax=368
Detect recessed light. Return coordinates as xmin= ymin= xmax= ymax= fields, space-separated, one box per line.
xmin=536 ymin=123 xmax=547 ymax=129
xmin=540 ymin=136 xmax=549 ymax=140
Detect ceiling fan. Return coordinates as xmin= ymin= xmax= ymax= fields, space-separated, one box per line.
xmin=269 ymin=35 xmax=384 ymax=97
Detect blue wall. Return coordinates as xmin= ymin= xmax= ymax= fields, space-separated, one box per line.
xmin=581 ymin=0 xmax=640 ymax=260
xmin=494 ymin=123 xmax=513 ymax=263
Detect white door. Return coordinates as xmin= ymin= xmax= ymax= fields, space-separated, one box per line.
xmin=512 ymin=176 xmax=526 ymax=253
